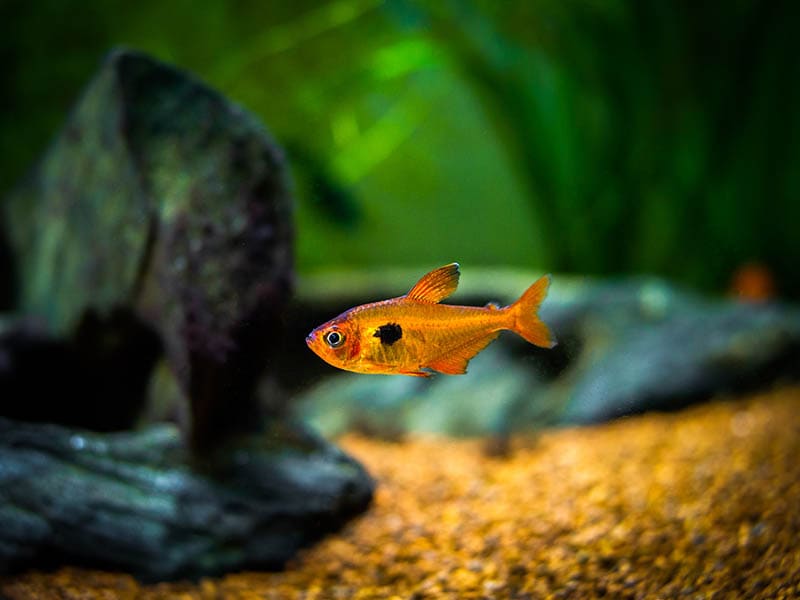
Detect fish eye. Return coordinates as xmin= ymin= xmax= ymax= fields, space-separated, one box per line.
xmin=325 ymin=330 xmax=345 ymax=348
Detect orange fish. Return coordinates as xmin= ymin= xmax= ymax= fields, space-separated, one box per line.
xmin=305 ymin=263 xmax=556 ymax=376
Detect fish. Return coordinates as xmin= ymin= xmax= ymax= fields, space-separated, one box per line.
xmin=305 ymin=263 xmax=556 ymax=376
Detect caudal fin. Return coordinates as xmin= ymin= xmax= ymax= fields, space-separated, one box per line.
xmin=507 ymin=275 xmax=557 ymax=348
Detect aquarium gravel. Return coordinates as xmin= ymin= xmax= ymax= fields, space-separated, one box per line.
xmin=3 ymin=386 xmax=800 ymax=599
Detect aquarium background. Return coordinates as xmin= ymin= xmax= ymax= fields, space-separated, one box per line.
xmin=2 ymin=0 xmax=798 ymax=299
xmin=2 ymin=3 xmax=800 ymax=595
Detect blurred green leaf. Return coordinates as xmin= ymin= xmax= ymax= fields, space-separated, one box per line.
xmin=2 ymin=0 xmax=799 ymax=297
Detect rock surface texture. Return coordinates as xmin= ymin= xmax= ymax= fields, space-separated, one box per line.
xmin=3 ymin=48 xmax=294 ymax=447
xmin=0 ymin=417 xmax=373 ymax=580
xmin=0 ymin=49 xmax=373 ymax=579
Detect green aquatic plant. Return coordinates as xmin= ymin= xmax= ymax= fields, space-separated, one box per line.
xmin=2 ymin=0 xmax=799 ymax=296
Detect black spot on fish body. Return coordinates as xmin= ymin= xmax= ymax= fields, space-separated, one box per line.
xmin=374 ymin=323 xmax=402 ymax=346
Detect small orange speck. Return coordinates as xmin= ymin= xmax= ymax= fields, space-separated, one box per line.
xmin=730 ymin=261 xmax=776 ymax=302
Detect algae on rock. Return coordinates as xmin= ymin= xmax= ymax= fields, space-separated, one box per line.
xmin=0 ymin=49 xmax=373 ymax=579
xmin=3 ymin=48 xmax=294 ymax=447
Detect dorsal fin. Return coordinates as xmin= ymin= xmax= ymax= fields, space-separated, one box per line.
xmin=405 ymin=263 xmax=460 ymax=303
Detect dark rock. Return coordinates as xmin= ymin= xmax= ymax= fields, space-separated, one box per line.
xmin=0 ymin=416 xmax=373 ymax=580
xmin=294 ymin=274 xmax=800 ymax=436
xmin=2 ymin=48 xmax=294 ymax=448
xmin=0 ymin=50 xmax=373 ymax=580
xmin=559 ymin=299 xmax=800 ymax=423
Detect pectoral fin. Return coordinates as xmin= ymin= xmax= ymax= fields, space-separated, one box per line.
xmin=427 ymin=332 xmax=499 ymax=375
xmin=400 ymin=369 xmax=433 ymax=377
xmin=405 ymin=263 xmax=460 ymax=303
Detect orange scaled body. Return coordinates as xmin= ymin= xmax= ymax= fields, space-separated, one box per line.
xmin=306 ymin=263 xmax=556 ymax=376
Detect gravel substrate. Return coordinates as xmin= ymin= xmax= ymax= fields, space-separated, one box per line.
xmin=3 ymin=386 xmax=800 ymax=599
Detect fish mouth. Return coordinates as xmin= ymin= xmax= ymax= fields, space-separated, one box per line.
xmin=305 ymin=332 xmax=315 ymax=347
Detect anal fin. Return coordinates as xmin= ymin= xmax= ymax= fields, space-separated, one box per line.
xmin=427 ymin=332 xmax=500 ymax=375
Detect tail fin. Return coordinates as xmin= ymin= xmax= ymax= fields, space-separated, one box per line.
xmin=507 ymin=275 xmax=557 ymax=348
